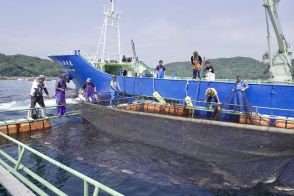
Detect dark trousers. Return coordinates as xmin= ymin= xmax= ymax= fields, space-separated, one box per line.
xmin=30 ymin=96 xmax=45 ymax=108
xmin=193 ymin=69 xmax=200 ymax=79
xmin=207 ymin=96 xmax=219 ymax=103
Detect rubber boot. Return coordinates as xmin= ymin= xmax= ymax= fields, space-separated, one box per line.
xmin=27 ymin=109 xmax=33 ymax=120
xmin=40 ymin=108 xmax=47 ymax=118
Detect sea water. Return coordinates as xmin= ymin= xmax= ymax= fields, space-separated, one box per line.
xmin=0 ymin=80 xmax=293 ymax=196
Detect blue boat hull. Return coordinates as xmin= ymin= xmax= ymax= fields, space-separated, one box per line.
xmin=49 ymin=54 xmax=294 ymax=117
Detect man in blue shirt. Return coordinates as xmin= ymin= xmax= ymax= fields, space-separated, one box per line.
xmin=232 ymin=75 xmax=249 ymax=111
xmin=155 ymin=60 xmax=166 ymax=79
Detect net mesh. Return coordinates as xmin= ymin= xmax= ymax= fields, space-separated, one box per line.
xmin=76 ymin=103 xmax=294 ymax=190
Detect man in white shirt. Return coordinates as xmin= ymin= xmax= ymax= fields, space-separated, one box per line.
xmin=27 ymin=75 xmax=49 ymax=119
xmin=110 ymin=75 xmax=121 ymax=106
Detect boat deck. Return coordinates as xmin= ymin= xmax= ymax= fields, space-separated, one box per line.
xmin=0 ymin=164 xmax=35 ymax=196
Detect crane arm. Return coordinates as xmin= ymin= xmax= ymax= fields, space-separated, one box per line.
xmin=263 ymin=0 xmax=290 ymax=55
xmin=131 ymin=40 xmax=138 ymax=63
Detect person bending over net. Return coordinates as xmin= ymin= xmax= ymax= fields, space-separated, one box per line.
xmin=205 ymin=88 xmax=220 ymax=110
xmin=82 ymin=78 xmax=97 ymax=103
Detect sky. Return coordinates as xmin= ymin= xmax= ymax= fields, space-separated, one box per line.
xmin=0 ymin=0 xmax=293 ymax=66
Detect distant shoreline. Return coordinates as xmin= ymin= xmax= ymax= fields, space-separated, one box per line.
xmin=0 ymin=76 xmax=58 ymax=81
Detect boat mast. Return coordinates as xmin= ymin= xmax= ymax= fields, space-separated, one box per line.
xmin=96 ymin=0 xmax=121 ymax=63
xmin=263 ymin=0 xmax=292 ymax=82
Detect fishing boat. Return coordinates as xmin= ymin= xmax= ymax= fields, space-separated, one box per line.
xmin=48 ymin=0 xmax=294 ymax=120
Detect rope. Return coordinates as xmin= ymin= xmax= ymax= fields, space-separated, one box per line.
xmin=185 ymin=80 xmax=189 ymax=97
xmin=152 ymin=77 xmax=155 ymax=92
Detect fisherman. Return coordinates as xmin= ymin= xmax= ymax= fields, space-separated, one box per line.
xmin=205 ymin=88 xmax=220 ymax=109
xmin=122 ymin=55 xmax=127 ymax=63
xmin=232 ymin=75 xmax=249 ymax=110
xmin=27 ymin=75 xmax=49 ymax=120
xmin=110 ymin=75 xmax=121 ymax=107
xmin=191 ymin=51 xmax=202 ymax=79
xmin=82 ymin=78 xmax=97 ymax=103
xmin=155 ymin=60 xmax=166 ymax=79
xmin=204 ymin=61 xmax=215 ymax=81
xmin=55 ymin=73 xmax=74 ymax=117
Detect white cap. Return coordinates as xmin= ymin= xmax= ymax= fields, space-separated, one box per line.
xmin=37 ymin=75 xmax=45 ymax=80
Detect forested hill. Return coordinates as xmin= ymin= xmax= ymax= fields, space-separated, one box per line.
xmin=0 ymin=53 xmax=293 ymax=78
xmin=165 ymin=57 xmax=272 ymax=80
xmin=0 ymin=53 xmax=62 ymax=77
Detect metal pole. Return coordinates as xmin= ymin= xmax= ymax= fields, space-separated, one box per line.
xmin=15 ymin=147 xmax=25 ymax=171
xmin=265 ymin=8 xmax=273 ymax=71
xmin=93 ymin=187 xmax=100 ymax=196
xmin=84 ymin=180 xmax=89 ymax=196
xmin=117 ymin=19 xmax=121 ymax=63
xmin=102 ymin=16 xmax=108 ymax=62
xmin=0 ymin=132 xmax=124 ymax=196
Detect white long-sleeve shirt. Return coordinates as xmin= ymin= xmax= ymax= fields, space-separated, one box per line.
xmin=110 ymin=80 xmax=121 ymax=92
xmin=30 ymin=80 xmax=47 ymax=96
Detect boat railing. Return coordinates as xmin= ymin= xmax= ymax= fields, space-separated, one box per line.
xmin=0 ymin=103 xmax=78 ymax=114
xmin=90 ymin=94 xmax=294 ymax=122
xmin=0 ymin=130 xmax=124 ymax=196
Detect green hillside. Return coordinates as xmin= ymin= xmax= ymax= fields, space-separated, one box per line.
xmin=0 ymin=53 xmax=62 ymax=77
xmin=165 ymin=57 xmax=271 ymax=80
xmin=292 ymin=59 xmax=294 ymax=71
xmin=0 ymin=53 xmax=292 ymax=79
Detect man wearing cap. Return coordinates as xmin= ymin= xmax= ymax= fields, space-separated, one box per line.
xmin=55 ymin=73 xmax=74 ymax=117
xmin=190 ymin=51 xmax=203 ymax=79
xmin=27 ymin=75 xmax=49 ymax=119
xmin=82 ymin=78 xmax=97 ymax=103
xmin=110 ymin=75 xmax=121 ymax=107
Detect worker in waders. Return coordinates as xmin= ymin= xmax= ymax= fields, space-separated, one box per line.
xmin=110 ymin=75 xmax=121 ymax=107
xmin=55 ymin=73 xmax=74 ymax=117
xmin=191 ymin=51 xmax=203 ymax=79
xmin=82 ymin=78 xmax=97 ymax=103
xmin=27 ymin=75 xmax=49 ymax=120
xmin=155 ymin=60 xmax=166 ymax=79
xmin=232 ymin=75 xmax=249 ymax=111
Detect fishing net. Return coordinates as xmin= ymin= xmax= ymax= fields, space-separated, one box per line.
xmin=211 ymin=91 xmax=273 ymax=128
xmin=78 ymin=103 xmax=294 ymax=190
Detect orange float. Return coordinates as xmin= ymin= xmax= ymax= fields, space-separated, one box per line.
xmin=165 ymin=106 xmax=188 ymax=117
xmin=0 ymin=119 xmax=51 ymax=135
xmin=239 ymin=115 xmax=270 ymax=126
xmin=275 ymin=119 xmax=294 ymax=129
xmin=124 ymin=104 xmax=142 ymax=111
xmin=144 ymin=103 xmax=165 ymax=113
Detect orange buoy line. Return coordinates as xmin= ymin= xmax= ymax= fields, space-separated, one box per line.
xmin=0 ymin=118 xmax=51 ymax=135
xmin=118 ymin=102 xmax=294 ymax=130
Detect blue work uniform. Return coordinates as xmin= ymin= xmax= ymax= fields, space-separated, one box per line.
xmin=156 ymin=65 xmax=166 ymax=79
xmin=232 ymin=80 xmax=249 ymax=111
xmin=110 ymin=80 xmax=121 ymax=106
